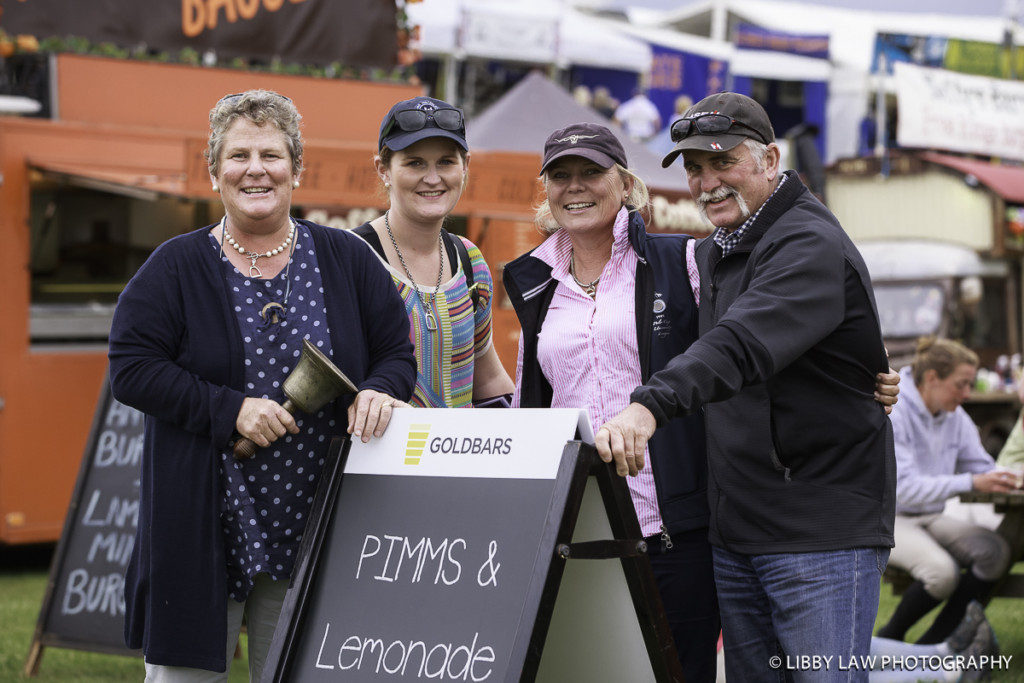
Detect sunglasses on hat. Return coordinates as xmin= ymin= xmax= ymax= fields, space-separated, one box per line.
xmin=217 ymin=92 xmax=293 ymax=105
xmin=382 ymin=108 xmax=465 ymax=140
xmin=670 ymin=113 xmax=768 ymax=145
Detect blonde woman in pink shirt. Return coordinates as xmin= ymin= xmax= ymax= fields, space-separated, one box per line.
xmin=502 ymin=123 xmax=718 ymax=680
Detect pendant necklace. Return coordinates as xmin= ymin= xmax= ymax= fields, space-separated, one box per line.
xmin=223 ymin=220 xmax=295 ymax=278
xmin=219 ymin=217 xmax=298 ymax=327
xmin=569 ymin=251 xmax=601 ymax=299
xmin=384 ymin=211 xmax=444 ymax=332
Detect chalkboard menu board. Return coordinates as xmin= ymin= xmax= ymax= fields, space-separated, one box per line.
xmin=263 ymin=408 xmax=682 ymax=683
xmin=26 ymin=375 xmax=143 ymax=675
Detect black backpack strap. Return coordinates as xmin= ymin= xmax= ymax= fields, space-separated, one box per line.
xmin=443 ymin=230 xmax=479 ymax=313
xmin=352 ymin=222 xmax=387 ymax=260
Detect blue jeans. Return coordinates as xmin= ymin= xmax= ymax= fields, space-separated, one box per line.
xmin=713 ymin=546 xmax=889 ymax=682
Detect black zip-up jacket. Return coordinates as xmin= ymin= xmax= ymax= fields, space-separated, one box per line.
xmin=504 ymin=211 xmax=710 ymax=536
xmin=631 ymin=172 xmax=896 ymax=554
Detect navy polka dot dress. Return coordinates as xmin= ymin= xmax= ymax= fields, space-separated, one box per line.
xmin=210 ymin=221 xmax=336 ymax=601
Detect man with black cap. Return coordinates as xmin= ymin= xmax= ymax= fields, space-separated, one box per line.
xmin=595 ymin=92 xmax=896 ymax=681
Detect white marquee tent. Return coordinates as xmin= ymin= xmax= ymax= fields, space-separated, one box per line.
xmin=406 ymin=0 xmax=653 ymax=72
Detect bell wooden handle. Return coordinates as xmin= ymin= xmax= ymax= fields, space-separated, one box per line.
xmin=233 ymin=437 xmax=258 ymax=460
xmin=232 ymin=398 xmax=297 ymax=460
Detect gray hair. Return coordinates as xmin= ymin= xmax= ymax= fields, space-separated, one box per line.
xmin=206 ymin=89 xmax=303 ymax=178
xmin=534 ymin=164 xmax=650 ymax=235
xmin=744 ymin=138 xmax=770 ymax=173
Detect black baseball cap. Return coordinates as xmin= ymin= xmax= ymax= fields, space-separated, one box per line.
xmin=662 ymin=92 xmax=775 ymax=168
xmin=378 ymin=96 xmax=468 ymax=152
xmin=540 ymin=123 xmax=628 ymax=175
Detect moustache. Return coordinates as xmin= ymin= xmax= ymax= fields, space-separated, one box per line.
xmin=697 ymin=187 xmax=736 ymax=209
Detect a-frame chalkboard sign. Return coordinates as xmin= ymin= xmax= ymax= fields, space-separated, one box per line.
xmin=25 ymin=374 xmax=143 ymax=676
xmin=262 ymin=408 xmax=684 ymax=683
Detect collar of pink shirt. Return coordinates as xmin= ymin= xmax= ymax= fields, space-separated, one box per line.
xmin=531 ymin=206 xmax=633 ymax=277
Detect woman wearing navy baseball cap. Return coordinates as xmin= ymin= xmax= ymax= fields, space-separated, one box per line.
xmin=349 ymin=96 xmax=513 ymax=424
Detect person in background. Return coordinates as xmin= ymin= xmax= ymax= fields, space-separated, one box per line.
xmin=996 ymin=375 xmax=1024 ymax=467
xmin=877 ymin=338 xmax=1015 ymax=645
xmin=352 ymin=96 xmax=514 ymax=415
xmin=858 ymin=100 xmax=878 ymax=157
xmin=646 ymin=94 xmax=693 ymax=157
xmin=783 ymin=122 xmax=825 ymax=200
xmin=109 ymin=90 xmax=416 ymax=680
xmin=943 ymin=371 xmax=1024 ymax=531
xmin=614 ymin=88 xmax=662 ymax=143
xmin=597 ymin=92 xmax=896 ymax=682
xmin=572 ymin=84 xmax=593 ymax=109
xmin=592 ymin=86 xmax=619 ymax=120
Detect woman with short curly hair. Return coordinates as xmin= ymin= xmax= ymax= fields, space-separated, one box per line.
xmin=109 ymin=89 xmax=415 ymax=680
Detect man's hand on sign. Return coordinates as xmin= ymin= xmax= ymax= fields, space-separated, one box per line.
xmin=595 ymin=402 xmax=656 ymax=477
xmin=347 ymin=389 xmax=408 ymax=443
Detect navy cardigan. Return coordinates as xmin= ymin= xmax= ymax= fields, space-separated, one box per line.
xmin=108 ymin=219 xmax=415 ymax=670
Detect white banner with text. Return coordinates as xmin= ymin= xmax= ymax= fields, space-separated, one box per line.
xmin=895 ymin=62 xmax=1024 ymax=161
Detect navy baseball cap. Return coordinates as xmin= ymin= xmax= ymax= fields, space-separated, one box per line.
xmin=378 ymin=96 xmax=468 ymax=152
xmin=540 ymin=123 xmax=628 ymax=175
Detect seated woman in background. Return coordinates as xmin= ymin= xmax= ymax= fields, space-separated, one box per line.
xmin=878 ymin=338 xmax=1017 ymax=645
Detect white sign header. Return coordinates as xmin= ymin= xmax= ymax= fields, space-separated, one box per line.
xmin=895 ymin=62 xmax=1024 ymax=162
xmin=345 ymin=408 xmax=592 ymax=480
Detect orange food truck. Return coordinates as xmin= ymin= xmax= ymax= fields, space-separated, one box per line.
xmin=0 ymin=55 xmax=701 ymax=545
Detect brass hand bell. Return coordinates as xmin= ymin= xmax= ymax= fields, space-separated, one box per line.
xmin=233 ymin=338 xmax=357 ymax=460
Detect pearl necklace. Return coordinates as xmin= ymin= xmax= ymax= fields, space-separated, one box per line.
xmin=224 ymin=222 xmax=295 ymax=278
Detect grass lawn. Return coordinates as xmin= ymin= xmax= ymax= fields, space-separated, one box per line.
xmin=5 ymin=543 xmax=1024 ymax=681
xmin=0 ymin=544 xmax=250 ymax=682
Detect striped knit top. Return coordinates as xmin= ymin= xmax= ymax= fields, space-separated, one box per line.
xmin=354 ymin=225 xmax=493 ymax=408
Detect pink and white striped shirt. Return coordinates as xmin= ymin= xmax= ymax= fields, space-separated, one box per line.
xmin=513 ymin=207 xmax=701 ymax=537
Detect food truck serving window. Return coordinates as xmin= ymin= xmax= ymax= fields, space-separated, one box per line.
xmin=874 ymin=283 xmax=945 ymax=339
xmin=28 ymin=167 xmax=210 ymax=345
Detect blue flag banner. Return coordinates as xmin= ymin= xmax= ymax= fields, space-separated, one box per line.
xmin=735 ymin=24 xmax=829 ymax=60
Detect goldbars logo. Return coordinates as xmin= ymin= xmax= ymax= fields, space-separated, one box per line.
xmin=404 ymin=424 xmax=431 ymax=466
xmin=402 ymin=423 xmax=514 ymax=466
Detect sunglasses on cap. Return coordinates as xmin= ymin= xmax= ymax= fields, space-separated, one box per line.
xmin=382 ymin=107 xmax=465 ymax=140
xmin=216 ymin=92 xmax=293 ymax=105
xmin=670 ymin=113 xmax=767 ymax=145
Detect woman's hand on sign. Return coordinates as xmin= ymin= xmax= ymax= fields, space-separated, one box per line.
xmin=348 ymin=390 xmax=408 ymax=443
xmin=236 ymin=397 xmax=299 ymax=448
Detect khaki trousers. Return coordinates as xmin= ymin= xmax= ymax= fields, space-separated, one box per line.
xmin=890 ymin=512 xmax=1010 ymax=599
